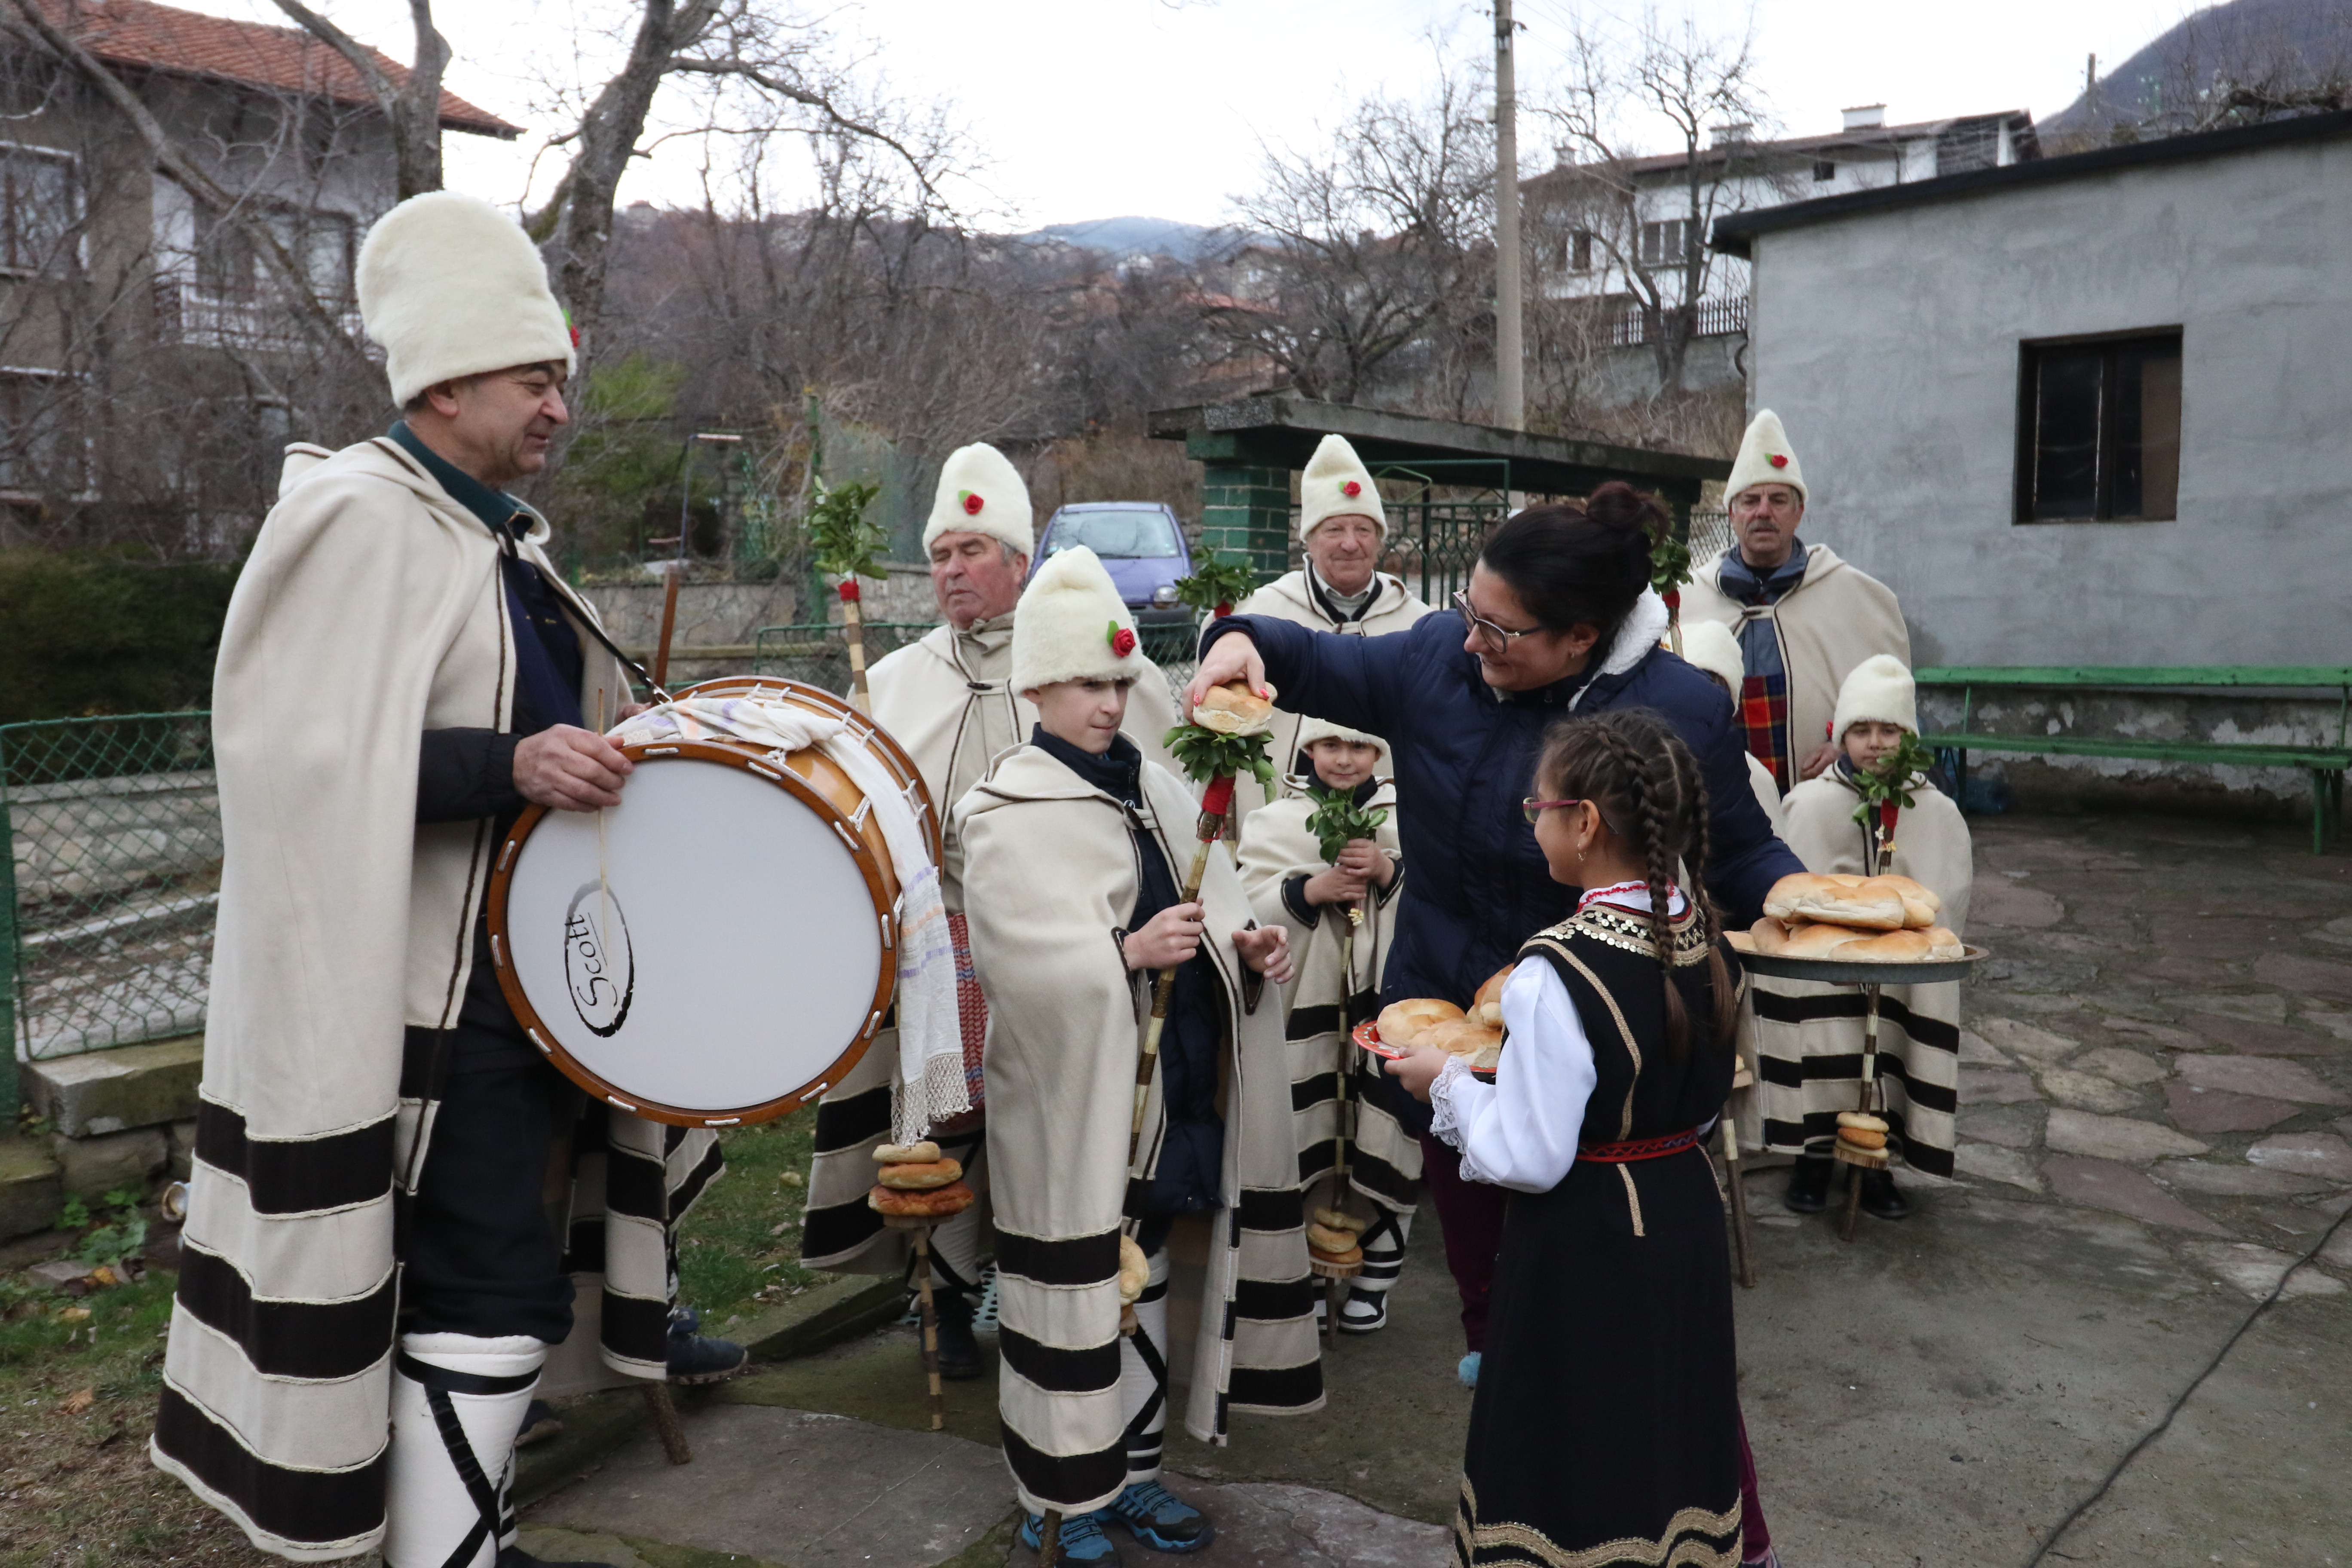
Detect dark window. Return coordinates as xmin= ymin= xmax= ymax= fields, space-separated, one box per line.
xmin=1570 ymin=229 xmax=1594 ymax=271
xmin=1812 ymin=160 xmax=1836 ymax=181
xmin=0 ymin=371 xmax=80 ymax=494
xmin=1638 ymin=219 xmax=1688 ymax=266
xmin=2016 ymin=331 xmax=2181 ymax=522
xmin=0 ymin=144 xmax=76 ymax=273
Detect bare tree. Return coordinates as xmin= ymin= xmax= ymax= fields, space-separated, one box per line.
xmin=267 ymin=0 xmax=450 ymax=199
xmin=1535 ymin=9 xmax=1784 ymax=397
xmin=1206 ymin=66 xmax=1492 ymax=406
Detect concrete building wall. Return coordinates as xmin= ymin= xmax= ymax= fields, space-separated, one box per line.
xmin=1743 ymin=130 xmax=2352 ymax=667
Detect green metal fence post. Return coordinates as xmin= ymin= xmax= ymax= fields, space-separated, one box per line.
xmin=1197 ymin=459 xmax=1290 ymax=584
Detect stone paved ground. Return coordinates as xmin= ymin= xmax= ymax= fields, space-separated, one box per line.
xmin=522 ymin=809 xmax=2352 ymax=1568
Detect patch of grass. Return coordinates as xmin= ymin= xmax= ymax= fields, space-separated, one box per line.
xmin=674 ymin=1107 xmax=823 ymax=1334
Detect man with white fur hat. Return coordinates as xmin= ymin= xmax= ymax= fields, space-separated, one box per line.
xmin=1236 ymin=716 xmax=1421 ymax=1334
xmin=1760 ymin=653 xmax=1972 ymax=1220
xmin=1229 ymin=433 xmax=1430 ymax=829
xmin=150 ymin=192 xmax=723 ymax=1568
xmin=956 ymin=546 xmax=1314 ymax=1563
xmin=798 ymin=441 xmax=1188 ymax=1380
xmin=1678 ymin=409 xmax=1909 ymax=791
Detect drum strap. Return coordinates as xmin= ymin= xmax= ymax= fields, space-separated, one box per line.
xmin=492 ymin=527 xmax=671 ymax=705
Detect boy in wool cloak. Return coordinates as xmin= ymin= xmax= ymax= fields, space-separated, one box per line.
xmin=1235 ymin=718 xmax=1420 ymax=1334
xmin=1755 ymin=655 xmax=1972 ymax=1218
xmin=954 ymin=547 xmax=1318 ymax=1561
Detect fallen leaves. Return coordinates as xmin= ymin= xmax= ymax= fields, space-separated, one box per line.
xmin=58 ymin=1387 xmax=94 ymax=1415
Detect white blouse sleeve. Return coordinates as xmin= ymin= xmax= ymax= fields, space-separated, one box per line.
xmin=1426 ymin=959 xmax=1598 ymax=1193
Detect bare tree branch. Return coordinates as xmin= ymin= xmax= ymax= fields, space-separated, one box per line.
xmin=268 ymin=0 xmax=451 ymax=198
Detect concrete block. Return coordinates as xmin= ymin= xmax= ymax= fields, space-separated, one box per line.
xmin=0 ymin=1134 xmax=64 ymax=1240
xmin=50 ymin=1126 xmax=168 ymax=1198
xmin=25 ymin=1035 xmax=205 ymax=1138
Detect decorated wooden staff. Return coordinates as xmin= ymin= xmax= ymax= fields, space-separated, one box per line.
xmin=808 ymin=473 xmax=886 ymax=716
xmin=868 ymin=1141 xmax=976 ymax=1432
xmin=1300 ymin=778 xmax=1388 ymax=1331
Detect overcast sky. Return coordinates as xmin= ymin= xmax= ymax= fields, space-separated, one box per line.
xmin=181 ymin=0 xmax=2199 ymax=228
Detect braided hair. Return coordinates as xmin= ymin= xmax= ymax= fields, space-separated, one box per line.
xmin=1533 ymin=708 xmax=1737 ymax=1057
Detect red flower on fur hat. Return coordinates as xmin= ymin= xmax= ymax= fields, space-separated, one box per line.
xmin=1108 ymin=622 xmax=1136 ymax=657
xmin=1342 ymin=480 xmax=1361 ymax=497
xmin=1768 ymin=453 xmax=1788 ymax=469
xmin=960 ymin=490 xmax=983 ymax=515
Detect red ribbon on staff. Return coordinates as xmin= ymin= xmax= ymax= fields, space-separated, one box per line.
xmin=1200 ymin=775 xmax=1236 ymax=817
xmin=838 ymin=579 xmax=861 ymax=603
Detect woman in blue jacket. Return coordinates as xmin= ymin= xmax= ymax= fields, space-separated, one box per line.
xmin=1187 ymin=482 xmax=1800 ymax=1565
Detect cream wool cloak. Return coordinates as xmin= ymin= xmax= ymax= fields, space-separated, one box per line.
xmin=797 ymin=612 xmax=1186 ymax=1274
xmin=1678 ymin=543 xmax=1909 ymax=777
xmin=1228 ymin=570 xmax=1430 ymax=830
xmin=1752 ymin=769 xmax=1972 ymax=1176
xmin=152 ymin=437 xmax=718 ymax=1561
xmin=956 ymin=746 xmax=1320 ymax=1515
xmin=1234 ymin=779 xmax=1421 ymax=1208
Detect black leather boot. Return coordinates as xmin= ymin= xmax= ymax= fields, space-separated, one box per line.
xmin=933 ymin=1291 xmax=985 ymax=1380
xmin=1859 ymin=1168 xmax=1911 ymax=1221
xmin=1783 ymin=1154 xmax=1835 ymax=1214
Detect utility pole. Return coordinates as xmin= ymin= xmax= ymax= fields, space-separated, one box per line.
xmin=1493 ymin=0 xmax=1525 ymax=431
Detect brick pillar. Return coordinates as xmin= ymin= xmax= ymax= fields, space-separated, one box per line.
xmin=1197 ymin=461 xmax=1292 ymax=585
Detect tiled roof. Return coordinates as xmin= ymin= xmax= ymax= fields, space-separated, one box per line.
xmin=35 ymin=0 xmax=518 ymax=138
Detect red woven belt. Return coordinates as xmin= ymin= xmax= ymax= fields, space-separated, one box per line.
xmin=1578 ymin=1127 xmax=1703 ymax=1164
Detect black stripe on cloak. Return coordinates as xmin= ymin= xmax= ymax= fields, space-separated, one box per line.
xmin=1294 ymin=1146 xmax=1418 ymax=1210
xmin=1000 ymin=1422 xmax=1128 ymax=1510
xmin=812 ymin=1083 xmax=893 ymax=1151
xmin=1291 ymin=1071 xmax=1341 ymax=1113
xmin=1234 ymin=1187 xmax=1303 ymax=1232
xmin=996 ymin=1326 xmax=1121 ymax=1393
xmin=1755 ymin=1050 xmax=1959 ymax=1115
xmin=1234 ymin=1277 xmax=1315 ymax=1320
xmin=193 ymin=1101 xmax=395 ymax=1216
xmin=600 ymin=1289 xmax=672 ymax=1363
xmin=1227 ymin=1359 xmax=1323 ymax=1409
xmin=671 ymin=1139 xmax=724 ymax=1215
xmin=1751 ymin=986 xmax=1962 ymax=1052
xmin=995 ymin=1227 xmax=1120 ymax=1288
xmin=1285 ymin=989 xmax=1380 ymax=1042
xmin=799 ymin=1199 xmax=885 ymax=1262
xmin=174 ymin=1246 xmax=397 ymax=1380
xmin=153 ymin=1386 xmax=387 ymax=1546
xmin=603 ymin=1147 xmax=667 ymax=1220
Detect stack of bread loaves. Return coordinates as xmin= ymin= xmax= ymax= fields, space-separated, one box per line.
xmin=1374 ymin=964 xmax=1514 ymax=1072
xmin=867 ymin=1141 xmax=975 ymax=1218
xmin=1308 ymin=1207 xmax=1365 ymax=1269
xmin=1749 ymin=873 xmax=1963 ymax=962
xmin=1835 ymin=1110 xmax=1890 ymax=1161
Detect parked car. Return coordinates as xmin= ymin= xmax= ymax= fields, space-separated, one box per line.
xmin=1029 ymin=502 xmax=1194 ymax=630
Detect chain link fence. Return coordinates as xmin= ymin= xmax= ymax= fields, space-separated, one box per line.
xmin=3 ymin=714 xmax=221 ymax=1069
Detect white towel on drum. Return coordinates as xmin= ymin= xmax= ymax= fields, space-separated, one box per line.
xmin=613 ymin=698 xmax=967 ymax=1139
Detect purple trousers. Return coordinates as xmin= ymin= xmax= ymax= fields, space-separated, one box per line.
xmin=1419 ymin=1133 xmax=1773 ymax=1562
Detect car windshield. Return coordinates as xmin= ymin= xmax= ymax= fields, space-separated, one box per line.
xmin=1044 ymin=509 xmax=1181 ymax=560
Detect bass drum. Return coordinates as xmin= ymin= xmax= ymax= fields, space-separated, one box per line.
xmin=487 ymin=678 xmax=940 ymax=1127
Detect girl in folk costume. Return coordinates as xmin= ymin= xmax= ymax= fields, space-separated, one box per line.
xmin=1386 ymin=709 xmax=1747 ymax=1568
xmin=1759 ymin=655 xmax=1972 ymax=1220
xmin=954 ymin=547 xmax=1316 ymax=1564
xmin=1236 ymin=719 xmax=1419 ymax=1333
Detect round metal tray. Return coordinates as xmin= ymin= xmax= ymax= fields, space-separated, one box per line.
xmin=1728 ymin=941 xmax=1988 ymax=986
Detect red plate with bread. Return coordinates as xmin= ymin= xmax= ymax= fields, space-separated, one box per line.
xmin=1353 ymin=965 xmax=1516 ymax=1078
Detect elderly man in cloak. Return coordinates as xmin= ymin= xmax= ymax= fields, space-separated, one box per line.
xmin=1678 ymin=410 xmax=1909 ymax=790
xmin=797 ymin=444 xmax=1186 ymax=1381
xmin=150 ymin=193 xmax=723 ymax=1568
xmin=1228 ymin=433 xmax=1430 ymax=832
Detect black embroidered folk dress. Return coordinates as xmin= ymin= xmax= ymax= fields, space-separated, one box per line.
xmin=1453 ymin=904 xmax=1744 ymax=1568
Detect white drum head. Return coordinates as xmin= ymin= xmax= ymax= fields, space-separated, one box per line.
xmin=490 ymin=744 xmax=891 ymax=1125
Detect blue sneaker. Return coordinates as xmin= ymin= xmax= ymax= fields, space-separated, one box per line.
xmin=1018 ymin=1510 xmax=1121 ymax=1564
xmin=1103 ymin=1479 xmax=1214 ymax=1553
xmin=1458 ymin=1351 xmax=1482 ymax=1388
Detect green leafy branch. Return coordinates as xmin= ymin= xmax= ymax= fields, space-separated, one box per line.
xmin=1848 ymin=732 xmax=1940 ymax=828
xmin=1173 ymin=558 xmax=1260 ymax=616
xmin=1164 ymin=723 xmax=1275 ymax=787
xmin=1650 ymin=530 xmax=1693 ymax=598
xmin=806 ymin=475 xmax=886 ymax=582
xmin=1305 ymin=781 xmax=1389 ymax=864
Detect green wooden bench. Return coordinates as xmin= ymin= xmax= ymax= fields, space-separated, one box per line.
xmin=1915 ymin=666 xmax=2352 ymax=854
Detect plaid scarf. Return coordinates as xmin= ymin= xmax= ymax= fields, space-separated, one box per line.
xmin=1716 ymin=542 xmax=1810 ymax=789
xmin=1740 ymin=671 xmax=1793 ymax=791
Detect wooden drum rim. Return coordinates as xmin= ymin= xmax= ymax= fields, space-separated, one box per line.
xmin=485 ymin=737 xmax=895 ymax=1129
xmin=673 ymin=675 xmax=942 ymax=866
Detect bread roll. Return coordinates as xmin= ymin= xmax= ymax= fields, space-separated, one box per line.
xmin=1426 ymin=1018 xmax=1504 ymax=1059
xmin=1838 ymin=927 xmax=1934 ymax=962
xmin=868 ymin=1180 xmax=974 ymax=1216
xmin=1871 ymin=874 xmax=1942 ymax=929
xmin=1306 ymin=1221 xmax=1358 ymax=1254
xmin=1474 ymin=965 xmax=1515 ymax=1010
xmin=1749 ymin=917 xmax=1792 ymax=955
xmin=1192 ymin=680 xmax=1275 ymax=736
xmin=1312 ymin=1244 xmax=1364 ymax=1268
xmin=1763 ymin=873 xmax=1907 ymax=931
xmin=1778 ymin=921 xmax=1867 ymax=959
xmin=1313 ymin=1207 xmax=1366 ymax=1235
xmin=1118 ymin=1234 xmax=1149 ymax=1305
xmin=1836 ymin=1111 xmax=1888 ymax=1132
xmin=1377 ymin=998 xmax=1464 ymax=1047
xmin=875 ymin=1141 xmax=940 ymax=1165
xmin=1838 ymin=1127 xmax=1888 ymax=1151
xmin=1924 ymin=925 xmax=1964 ymax=959
xmin=876 ymin=1158 xmax=963 ymax=1190
xmin=1466 ymin=1041 xmax=1504 ymax=1072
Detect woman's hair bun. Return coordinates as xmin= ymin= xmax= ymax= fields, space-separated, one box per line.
xmin=1583 ymin=480 xmax=1666 ymax=545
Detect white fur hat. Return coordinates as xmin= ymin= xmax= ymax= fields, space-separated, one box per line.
xmin=1679 ymin=618 xmax=1746 ymax=695
xmin=1725 ymin=409 xmax=1807 ymax=505
xmin=1833 ymin=653 xmax=1917 ymax=740
xmin=924 ymin=442 xmax=1034 ymax=558
xmin=1295 ymin=716 xmax=1388 ymax=768
xmin=1011 ymin=545 xmax=1148 ymax=692
xmin=357 ymin=192 xmax=575 ymax=407
xmin=1298 ymin=433 xmax=1386 ymax=541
